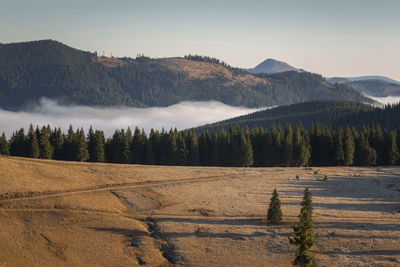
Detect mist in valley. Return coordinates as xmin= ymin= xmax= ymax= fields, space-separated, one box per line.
xmin=367 ymin=95 xmax=400 ymax=105
xmin=0 ymin=98 xmax=262 ymax=137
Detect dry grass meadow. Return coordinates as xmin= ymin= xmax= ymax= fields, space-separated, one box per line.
xmin=0 ymin=156 xmax=399 ymax=266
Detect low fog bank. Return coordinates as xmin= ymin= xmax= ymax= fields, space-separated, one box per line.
xmin=0 ymin=98 xmax=263 ymax=137
xmin=368 ymin=95 xmax=400 ymax=105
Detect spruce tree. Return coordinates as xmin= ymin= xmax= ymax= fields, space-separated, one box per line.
xmin=186 ymin=130 xmax=199 ymax=166
xmin=282 ymin=124 xmax=294 ymax=166
xmin=0 ymin=132 xmax=10 ymax=155
xmin=234 ymin=129 xmax=253 ymax=167
xmin=269 ymin=124 xmax=283 ymax=166
xmin=9 ymin=128 xmax=27 ymax=157
xmin=158 ymin=129 xmax=170 ymax=165
xmin=65 ymin=125 xmax=76 ymax=161
xmin=370 ymin=125 xmax=385 ymax=165
xmin=343 ymin=127 xmax=355 ymax=166
xmin=104 ymin=137 xmax=113 ymax=163
xmin=50 ymin=127 xmax=64 ymax=160
xmin=145 ymin=135 xmax=156 ymax=165
xmin=87 ymin=126 xmax=96 ymax=161
xmin=251 ymin=126 xmax=265 ymax=167
xmin=94 ymin=130 xmax=106 ymax=162
xmin=290 ymin=188 xmax=316 ymax=267
xmin=110 ymin=129 xmax=124 ymax=163
xmin=131 ymin=127 xmax=147 ymax=164
xmin=210 ymin=132 xmax=220 ymax=166
xmin=356 ymin=128 xmax=376 ymax=166
xmin=293 ymin=125 xmax=310 ymax=167
xmin=267 ymin=188 xmax=282 ymax=223
xmin=75 ymin=128 xmax=89 ymax=162
xmin=167 ymin=128 xmax=179 ymax=165
xmin=147 ymin=129 xmax=160 ymax=164
xmin=176 ymin=132 xmax=188 ymax=165
xmin=334 ymin=128 xmax=344 ymax=166
xmin=198 ymin=130 xmax=211 ymax=166
xmin=39 ymin=126 xmax=53 ymax=159
xmin=27 ymin=125 xmax=40 ymax=158
xmin=383 ymin=131 xmax=399 ymax=165
xmin=88 ymin=129 xmax=105 ymax=162
xmin=123 ymin=127 xmax=133 ymax=163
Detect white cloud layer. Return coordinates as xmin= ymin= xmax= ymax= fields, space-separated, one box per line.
xmin=368 ymin=95 xmax=400 ymax=105
xmin=0 ymin=98 xmax=263 ymax=137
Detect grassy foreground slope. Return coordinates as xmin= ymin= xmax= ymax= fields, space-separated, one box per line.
xmin=0 ymin=156 xmax=400 ymax=266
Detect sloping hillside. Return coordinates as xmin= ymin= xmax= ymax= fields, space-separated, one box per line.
xmin=345 ymin=80 xmax=400 ymax=97
xmin=195 ymin=100 xmax=400 ymax=131
xmin=0 ymin=40 xmax=373 ymax=110
xmin=0 ymin=157 xmax=399 ymax=266
xmin=328 ymin=76 xmax=400 ymax=85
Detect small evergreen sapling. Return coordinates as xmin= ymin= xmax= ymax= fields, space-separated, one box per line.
xmin=267 ymin=188 xmax=282 ymax=223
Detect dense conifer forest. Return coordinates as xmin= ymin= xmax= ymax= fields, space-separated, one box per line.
xmin=0 ymin=40 xmax=371 ymax=110
xmin=198 ymin=100 xmax=400 ymax=132
xmin=1 ymin=121 xmax=399 ymax=167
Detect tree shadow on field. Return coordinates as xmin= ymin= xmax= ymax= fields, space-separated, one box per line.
xmin=155 ymin=217 xmax=266 ymax=226
xmin=322 ymin=249 xmax=400 ymax=256
xmin=291 ymin=174 xmax=400 ymax=200
xmin=283 ymin=201 xmax=400 ymax=213
xmin=88 ymin=227 xmax=148 ymax=238
xmin=279 ymin=174 xmax=400 ymax=213
xmin=138 ymin=217 xmax=292 ymax=240
xmin=314 ymin=221 xmax=400 ymax=232
xmin=160 ymin=230 xmax=272 ymax=240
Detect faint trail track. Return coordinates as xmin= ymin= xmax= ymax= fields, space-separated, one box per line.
xmin=0 ymin=174 xmax=243 ymax=203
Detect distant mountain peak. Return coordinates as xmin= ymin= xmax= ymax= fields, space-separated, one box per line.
xmin=248 ymin=58 xmax=302 ymax=74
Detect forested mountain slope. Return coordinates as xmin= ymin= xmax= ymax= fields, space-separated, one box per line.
xmin=196 ymin=100 xmax=400 ymax=132
xmin=344 ymin=80 xmax=400 ymax=97
xmin=0 ymin=40 xmax=372 ymax=110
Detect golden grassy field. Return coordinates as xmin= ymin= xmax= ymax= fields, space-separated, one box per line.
xmin=0 ymin=156 xmax=399 ymax=266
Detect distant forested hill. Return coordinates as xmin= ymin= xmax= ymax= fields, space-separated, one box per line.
xmin=196 ymin=100 xmax=400 ymax=132
xmin=0 ymin=40 xmax=372 ymax=110
xmin=345 ymin=80 xmax=400 ymax=97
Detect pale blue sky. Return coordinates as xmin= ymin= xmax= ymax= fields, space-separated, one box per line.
xmin=1 ymin=0 xmax=399 ymax=80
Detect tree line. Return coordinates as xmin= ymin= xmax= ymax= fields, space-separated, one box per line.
xmin=0 ymin=123 xmax=399 ymax=167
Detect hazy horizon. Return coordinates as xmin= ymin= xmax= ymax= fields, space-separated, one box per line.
xmin=1 ymin=0 xmax=399 ymax=80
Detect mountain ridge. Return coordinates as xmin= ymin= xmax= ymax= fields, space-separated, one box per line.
xmin=0 ymin=40 xmax=372 ymax=110
xmin=327 ymin=76 xmax=400 ymax=85
xmin=194 ymin=100 xmax=400 ymax=132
